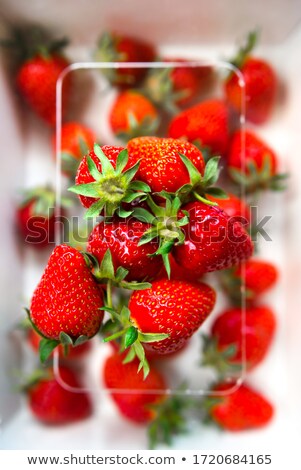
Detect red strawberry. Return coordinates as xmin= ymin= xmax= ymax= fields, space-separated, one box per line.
xmin=17 ymin=53 xmax=71 ymax=126
xmin=167 ymin=99 xmax=229 ymax=155
xmin=224 ymin=259 xmax=279 ymax=303
xmin=204 ymin=305 xmax=276 ymax=373
xmin=53 ymin=122 xmax=96 ymax=177
xmin=30 ymin=244 xmax=104 ymax=341
xmin=224 ymin=32 xmax=277 ymax=124
xmin=109 ymin=90 xmax=159 ymax=140
xmin=145 ymin=59 xmax=213 ymax=109
xmin=27 ymin=366 xmax=92 ymax=424
xmin=28 ymin=328 xmax=91 ymax=360
xmin=127 ymin=137 xmax=205 ymax=193
xmin=129 ymin=279 xmax=216 ymax=355
xmin=207 ymin=381 xmax=274 ymax=431
xmin=206 ymin=192 xmax=251 ymax=225
xmin=155 ymin=255 xmax=203 ymax=283
xmin=16 ymin=187 xmax=66 ymax=249
xmin=173 ymin=201 xmax=253 ymax=276
xmin=87 ymin=218 xmax=163 ymax=281
xmin=95 ymin=32 xmax=155 ymax=87
xmin=103 ymin=352 xmax=166 ymax=424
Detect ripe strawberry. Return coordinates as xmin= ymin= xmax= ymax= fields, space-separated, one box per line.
xmin=95 ymin=32 xmax=155 ymax=87
xmin=87 ymin=218 xmax=163 ymax=281
xmin=29 ymin=244 xmax=104 ymax=341
xmin=103 ymin=352 xmax=166 ymax=424
xmin=28 ymin=328 xmax=91 ymax=360
xmin=145 ymin=59 xmax=213 ymax=109
xmin=109 ymin=90 xmax=159 ymax=140
xmin=155 ymin=255 xmax=202 ymax=282
xmin=207 ymin=381 xmax=274 ymax=431
xmin=206 ymin=192 xmax=251 ymax=225
xmin=222 ymin=259 xmax=278 ymax=304
xmin=53 ymin=122 xmax=96 ymax=177
xmin=129 ymin=279 xmax=216 ymax=355
xmin=203 ymin=305 xmax=276 ymax=374
xmin=27 ymin=366 xmax=92 ymax=424
xmin=224 ymin=32 xmax=277 ymax=124
xmin=167 ymin=99 xmax=229 ymax=155
xmin=173 ymin=201 xmax=253 ymax=276
xmin=16 ymin=187 xmax=66 ymax=249
xmin=127 ymin=137 xmax=205 ymax=193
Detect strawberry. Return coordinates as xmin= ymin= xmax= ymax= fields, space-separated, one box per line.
xmin=87 ymin=218 xmax=163 ymax=281
xmin=206 ymin=381 xmax=274 ymax=431
xmin=227 ymin=130 xmax=286 ymax=192
xmin=145 ymin=59 xmax=213 ymax=110
xmin=224 ymin=32 xmax=277 ymax=124
xmin=202 ymin=306 xmax=276 ymax=374
xmin=221 ymin=259 xmax=278 ymax=304
xmin=206 ymin=192 xmax=251 ymax=225
xmin=109 ymin=90 xmax=159 ymax=140
xmin=155 ymin=254 xmax=203 ymax=282
xmin=53 ymin=122 xmax=96 ymax=177
xmin=127 ymin=137 xmax=205 ymax=193
xmin=28 ymin=328 xmax=91 ymax=360
xmin=103 ymin=352 xmax=166 ymax=424
xmin=16 ymin=187 xmax=68 ymax=249
xmin=129 ymin=279 xmax=216 ymax=355
xmin=173 ymin=201 xmax=253 ymax=276
xmin=70 ymin=144 xmax=150 ymax=218
xmin=29 ymin=244 xmax=104 ymax=348
xmin=167 ymin=99 xmax=229 ymax=156
xmin=27 ymin=366 xmax=92 ymax=424
xmin=95 ymin=32 xmax=155 ymax=87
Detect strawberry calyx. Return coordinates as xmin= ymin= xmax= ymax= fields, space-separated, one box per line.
xmin=61 ymin=136 xmax=92 ymax=179
xmin=69 ymin=144 xmax=151 ymax=218
xmin=144 ymin=67 xmax=189 ymax=114
xmin=102 ymin=305 xmax=169 ymax=379
xmin=94 ymin=32 xmax=129 ymax=85
xmin=19 ymin=368 xmax=53 ymax=393
xmin=147 ymin=383 xmax=193 ymax=448
xmin=0 ymin=25 xmax=68 ymax=63
xmin=20 ymin=186 xmax=72 ymax=218
xmin=201 ymin=334 xmax=242 ymax=379
xmin=116 ymin=111 xmax=160 ymax=141
xmin=229 ymin=156 xmax=288 ymax=193
xmin=229 ymin=30 xmax=258 ymax=70
xmin=219 ymin=267 xmax=254 ymax=305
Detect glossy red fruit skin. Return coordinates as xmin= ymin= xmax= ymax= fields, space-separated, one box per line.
xmin=16 ymin=54 xmax=71 ymax=126
xmin=109 ymin=91 xmax=158 ymax=134
xmin=129 ymin=279 xmax=216 ymax=355
xmin=16 ymin=200 xmax=59 ymax=248
xmin=28 ymin=328 xmax=91 ymax=360
xmin=87 ymin=218 xmax=163 ymax=281
xmin=30 ymin=244 xmax=104 ymax=340
xmin=54 ymin=121 xmax=96 ymax=157
xmin=225 ymin=57 xmax=277 ymax=124
xmin=75 ymin=146 xmax=125 ymax=208
xmin=209 ymin=382 xmax=274 ymax=431
xmin=207 ymin=193 xmax=251 ymax=225
xmin=107 ymin=34 xmax=155 ymax=87
xmin=127 ymin=137 xmax=205 ymax=193
xmin=28 ymin=366 xmax=92 ymax=424
xmin=235 ymin=260 xmax=278 ymax=298
xmin=167 ymin=99 xmax=229 ymax=155
xmin=103 ymin=353 xmax=166 ymax=424
xmin=173 ymin=202 xmax=253 ymax=276
xmin=155 ymin=255 xmax=202 ymax=282
xmin=211 ymin=306 xmax=276 ymax=371
xmin=227 ymin=130 xmax=277 ymax=175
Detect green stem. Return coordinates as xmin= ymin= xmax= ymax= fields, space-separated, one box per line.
xmin=103 ymin=328 xmax=128 ymax=343
xmin=106 ymin=279 xmax=113 ymax=309
xmin=193 ymin=192 xmax=218 ymax=206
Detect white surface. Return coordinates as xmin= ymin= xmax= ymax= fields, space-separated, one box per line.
xmin=1 ymin=4 xmax=301 ymax=453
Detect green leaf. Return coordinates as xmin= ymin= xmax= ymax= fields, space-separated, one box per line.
xmin=132 ymin=207 xmax=155 ymax=224
xmin=124 ymin=326 xmax=138 ymax=348
xmin=68 ymin=182 xmax=101 ymax=197
xmin=123 ymin=160 xmax=141 ymax=183
xmin=39 ymin=338 xmax=59 ymax=364
xmin=59 ymin=332 xmax=73 ymax=346
xmin=121 ymin=281 xmax=152 ymax=291
xmin=86 ymin=155 xmax=102 ymax=180
xmin=178 ymin=153 xmax=201 ymax=186
xmin=128 ymin=180 xmax=151 ymax=192
xmin=116 ymin=149 xmax=129 ymax=173
xmin=99 ymin=249 xmax=115 ymax=279
xmin=74 ymin=335 xmax=89 ymax=346
xmin=203 ymin=156 xmax=221 ymax=186
xmin=138 ymin=332 xmax=169 ymax=343
xmin=205 ymin=187 xmax=229 ymax=199
xmin=115 ymin=266 xmax=129 ymax=282
xmin=94 ymin=144 xmax=115 ymax=173
xmin=155 ymin=240 xmax=175 ymax=255
xmin=137 ymin=229 xmax=159 ymax=246
xmin=162 ymin=253 xmax=171 ymax=279
xmin=122 ymin=346 xmax=136 ymax=364
xmin=116 ymin=207 xmax=133 ymax=218
xmin=84 ymin=199 xmax=105 ymax=218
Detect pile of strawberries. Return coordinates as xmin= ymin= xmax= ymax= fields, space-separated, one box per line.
xmin=3 ymin=26 xmax=285 ymax=447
